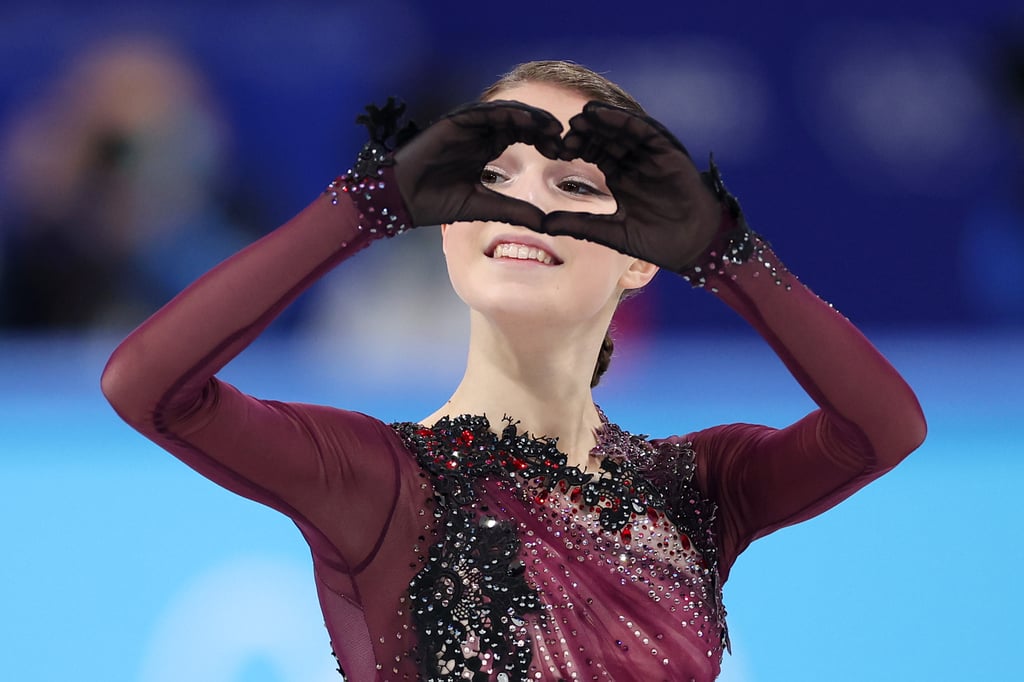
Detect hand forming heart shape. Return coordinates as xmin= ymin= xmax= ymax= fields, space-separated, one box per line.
xmin=341 ymin=98 xmax=750 ymax=275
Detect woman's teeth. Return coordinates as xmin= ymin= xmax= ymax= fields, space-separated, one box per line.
xmin=492 ymin=242 xmax=555 ymax=265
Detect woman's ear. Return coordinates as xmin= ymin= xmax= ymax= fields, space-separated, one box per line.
xmin=619 ymin=258 xmax=659 ymax=291
xmin=440 ymin=223 xmax=449 ymax=255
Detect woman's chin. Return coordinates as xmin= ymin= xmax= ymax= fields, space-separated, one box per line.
xmin=450 ymin=272 xmax=620 ymax=330
xmin=467 ymin=296 xmax=609 ymax=334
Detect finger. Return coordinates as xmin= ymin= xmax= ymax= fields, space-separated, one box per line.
xmin=484 ymin=100 xmax=565 ymax=158
xmin=559 ymin=110 xmax=597 ymax=161
xmin=541 ymin=210 xmax=633 ymax=256
xmin=562 ymin=105 xmax=652 ymax=170
xmin=561 ymin=111 xmax=625 ymax=172
xmin=583 ymin=102 xmax=694 ymax=160
xmin=459 ymin=188 xmax=546 ymax=230
xmin=572 ymin=103 xmax=669 ymax=159
xmin=497 ymin=110 xmax=564 ymax=161
xmin=566 ymin=109 xmax=698 ymax=188
xmin=447 ymin=100 xmax=564 ymax=159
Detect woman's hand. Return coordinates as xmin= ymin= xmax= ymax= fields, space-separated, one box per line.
xmin=395 ymin=100 xmax=566 ymax=227
xmin=538 ymin=102 xmax=749 ymax=275
xmin=332 ymin=99 xmax=564 ymax=236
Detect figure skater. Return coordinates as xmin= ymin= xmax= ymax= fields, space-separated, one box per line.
xmin=102 ymin=60 xmax=926 ymax=681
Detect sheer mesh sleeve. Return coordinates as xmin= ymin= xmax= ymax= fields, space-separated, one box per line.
xmin=100 ymin=191 xmax=401 ymax=569
xmin=674 ymin=238 xmax=927 ymax=576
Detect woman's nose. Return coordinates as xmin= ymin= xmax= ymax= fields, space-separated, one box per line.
xmin=500 ymin=167 xmax=552 ymax=212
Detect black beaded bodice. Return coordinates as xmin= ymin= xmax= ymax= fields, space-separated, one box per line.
xmin=388 ymin=409 xmax=727 ymax=681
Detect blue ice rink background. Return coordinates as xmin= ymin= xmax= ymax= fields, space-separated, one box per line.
xmin=1 ymin=331 xmax=1021 ymax=682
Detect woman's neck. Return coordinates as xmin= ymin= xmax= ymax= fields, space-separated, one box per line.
xmin=422 ymin=312 xmax=609 ymax=469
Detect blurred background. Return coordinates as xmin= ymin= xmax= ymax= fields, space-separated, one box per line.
xmin=1 ymin=1 xmax=1021 ymax=680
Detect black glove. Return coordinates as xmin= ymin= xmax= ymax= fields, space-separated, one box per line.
xmin=329 ymin=98 xmax=564 ymax=237
xmin=538 ymin=102 xmax=753 ymax=277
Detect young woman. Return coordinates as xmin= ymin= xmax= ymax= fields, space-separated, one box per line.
xmin=102 ymin=61 xmax=926 ymax=681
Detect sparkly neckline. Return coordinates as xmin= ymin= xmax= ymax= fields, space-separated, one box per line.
xmin=395 ymin=408 xmax=705 ymax=540
xmin=389 ymin=409 xmax=726 ymax=680
xmin=418 ymin=404 xmax=632 ymax=471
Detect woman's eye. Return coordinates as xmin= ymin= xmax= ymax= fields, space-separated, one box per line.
xmin=480 ymin=167 xmax=506 ymax=185
xmin=557 ymin=179 xmax=603 ymax=196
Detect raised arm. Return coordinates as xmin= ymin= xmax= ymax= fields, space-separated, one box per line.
xmin=100 ymin=189 xmax=374 ymax=492
xmin=101 ymin=100 xmax=568 ymax=556
xmin=682 ymin=231 xmax=926 ymax=568
xmin=537 ymin=102 xmax=926 ymax=567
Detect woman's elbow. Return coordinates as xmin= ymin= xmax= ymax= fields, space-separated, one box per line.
xmin=887 ymin=399 xmax=928 ymax=467
xmin=100 ymin=346 xmax=147 ymax=426
xmin=903 ymin=405 xmax=928 ymax=457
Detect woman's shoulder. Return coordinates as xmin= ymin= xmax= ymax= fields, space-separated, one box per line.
xmin=264 ymin=399 xmax=412 ymax=452
xmin=649 ymin=421 xmax=776 ymax=457
xmin=597 ymin=406 xmax=765 ymax=462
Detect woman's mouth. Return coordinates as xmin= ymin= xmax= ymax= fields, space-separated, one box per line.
xmin=486 ymin=234 xmax=563 ymax=265
xmin=490 ymin=242 xmax=558 ymax=265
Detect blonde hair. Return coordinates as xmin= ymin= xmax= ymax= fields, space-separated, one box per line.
xmin=480 ymin=60 xmax=645 ymax=115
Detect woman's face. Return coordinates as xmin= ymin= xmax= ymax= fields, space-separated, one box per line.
xmin=441 ymin=81 xmax=657 ymax=328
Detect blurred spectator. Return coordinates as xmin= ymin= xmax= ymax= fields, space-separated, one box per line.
xmin=0 ymin=34 xmax=261 ymax=330
xmin=959 ymin=27 xmax=1024 ymax=324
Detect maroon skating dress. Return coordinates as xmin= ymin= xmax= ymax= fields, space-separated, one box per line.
xmin=102 ymin=188 xmax=926 ymax=681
